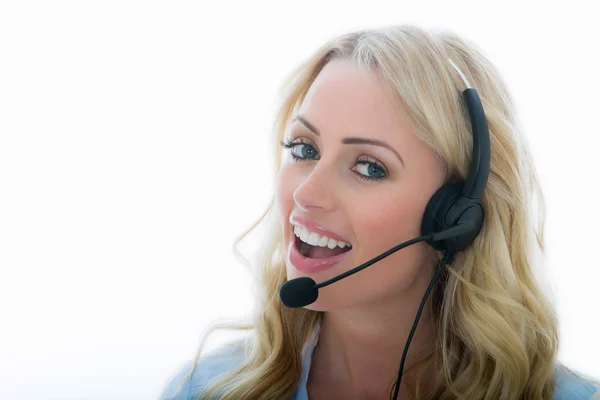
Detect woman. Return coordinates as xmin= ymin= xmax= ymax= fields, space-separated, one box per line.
xmin=160 ymin=24 xmax=600 ymax=399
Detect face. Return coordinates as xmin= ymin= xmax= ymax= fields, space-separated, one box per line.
xmin=275 ymin=59 xmax=445 ymax=311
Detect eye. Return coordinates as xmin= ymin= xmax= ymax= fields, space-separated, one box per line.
xmin=352 ymin=156 xmax=388 ymax=181
xmin=280 ymin=138 xmax=319 ymax=160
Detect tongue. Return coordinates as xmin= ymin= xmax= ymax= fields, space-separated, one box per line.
xmin=308 ymin=244 xmax=349 ymax=258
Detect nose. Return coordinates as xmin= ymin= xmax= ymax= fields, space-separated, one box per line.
xmin=293 ymin=164 xmax=337 ymax=212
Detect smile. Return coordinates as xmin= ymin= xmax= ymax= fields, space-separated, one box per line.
xmin=288 ymin=223 xmax=353 ymax=274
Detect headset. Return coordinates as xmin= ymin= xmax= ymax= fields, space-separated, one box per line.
xmin=422 ymin=60 xmax=489 ymax=253
xmin=280 ymin=58 xmax=491 ymax=399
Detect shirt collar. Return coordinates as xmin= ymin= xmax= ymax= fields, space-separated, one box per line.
xmin=294 ymin=318 xmax=322 ymax=400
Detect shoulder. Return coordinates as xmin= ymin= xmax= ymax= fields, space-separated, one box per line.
xmin=158 ymin=343 xmax=246 ymax=400
xmin=553 ymin=364 xmax=600 ymax=399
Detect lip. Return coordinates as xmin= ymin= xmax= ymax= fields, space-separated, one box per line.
xmin=289 ymin=216 xmax=351 ymax=244
xmin=287 ymin=235 xmax=352 ymax=274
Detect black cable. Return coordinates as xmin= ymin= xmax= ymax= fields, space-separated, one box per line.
xmin=391 ymin=250 xmax=455 ymax=400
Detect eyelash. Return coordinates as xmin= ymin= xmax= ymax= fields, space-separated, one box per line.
xmin=280 ymin=138 xmax=389 ymax=182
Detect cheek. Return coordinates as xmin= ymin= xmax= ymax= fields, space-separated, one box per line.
xmin=348 ymin=192 xmax=432 ymax=289
xmin=354 ymin=193 xmax=424 ymax=246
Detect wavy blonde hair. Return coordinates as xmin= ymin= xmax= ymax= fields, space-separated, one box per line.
xmin=182 ymin=24 xmax=564 ymax=399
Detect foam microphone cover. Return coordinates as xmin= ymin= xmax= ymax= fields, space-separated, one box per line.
xmin=279 ymin=277 xmax=318 ymax=308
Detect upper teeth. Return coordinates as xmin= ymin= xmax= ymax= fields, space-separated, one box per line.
xmin=293 ymin=224 xmax=352 ymax=249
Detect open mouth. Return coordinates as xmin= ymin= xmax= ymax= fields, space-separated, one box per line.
xmin=294 ymin=233 xmax=352 ymax=259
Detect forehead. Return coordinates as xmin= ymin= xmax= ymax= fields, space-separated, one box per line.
xmin=296 ymin=59 xmax=410 ymax=141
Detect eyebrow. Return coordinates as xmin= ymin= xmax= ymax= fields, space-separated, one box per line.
xmin=292 ymin=115 xmax=405 ymax=166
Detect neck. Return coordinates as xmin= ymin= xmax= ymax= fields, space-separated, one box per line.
xmin=310 ymin=293 xmax=436 ymax=396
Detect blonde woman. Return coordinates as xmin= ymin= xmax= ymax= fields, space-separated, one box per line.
xmin=159 ymin=25 xmax=600 ymax=399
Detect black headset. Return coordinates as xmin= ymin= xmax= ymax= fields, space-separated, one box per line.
xmin=391 ymin=59 xmax=491 ymax=399
xmin=421 ymin=59 xmax=490 ymax=252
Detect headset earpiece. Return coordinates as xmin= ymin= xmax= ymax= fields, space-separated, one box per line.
xmin=421 ymin=181 xmax=484 ymax=252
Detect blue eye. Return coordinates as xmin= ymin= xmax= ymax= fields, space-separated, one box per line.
xmin=280 ymin=138 xmax=318 ymax=160
xmin=280 ymin=138 xmax=388 ymax=182
xmin=288 ymin=140 xmax=318 ymax=159
xmin=353 ymin=156 xmax=387 ymax=180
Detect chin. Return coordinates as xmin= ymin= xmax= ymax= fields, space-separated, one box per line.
xmin=303 ymin=304 xmax=328 ymax=312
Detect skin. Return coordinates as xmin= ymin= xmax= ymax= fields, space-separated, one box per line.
xmin=274 ymin=59 xmax=446 ymax=399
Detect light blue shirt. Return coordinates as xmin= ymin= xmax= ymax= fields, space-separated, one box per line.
xmin=160 ymin=325 xmax=600 ymax=400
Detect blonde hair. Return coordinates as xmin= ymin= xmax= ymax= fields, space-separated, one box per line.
xmin=183 ymin=24 xmax=564 ymax=399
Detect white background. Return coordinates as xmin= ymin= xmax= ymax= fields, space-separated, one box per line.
xmin=1 ymin=1 xmax=598 ymax=399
